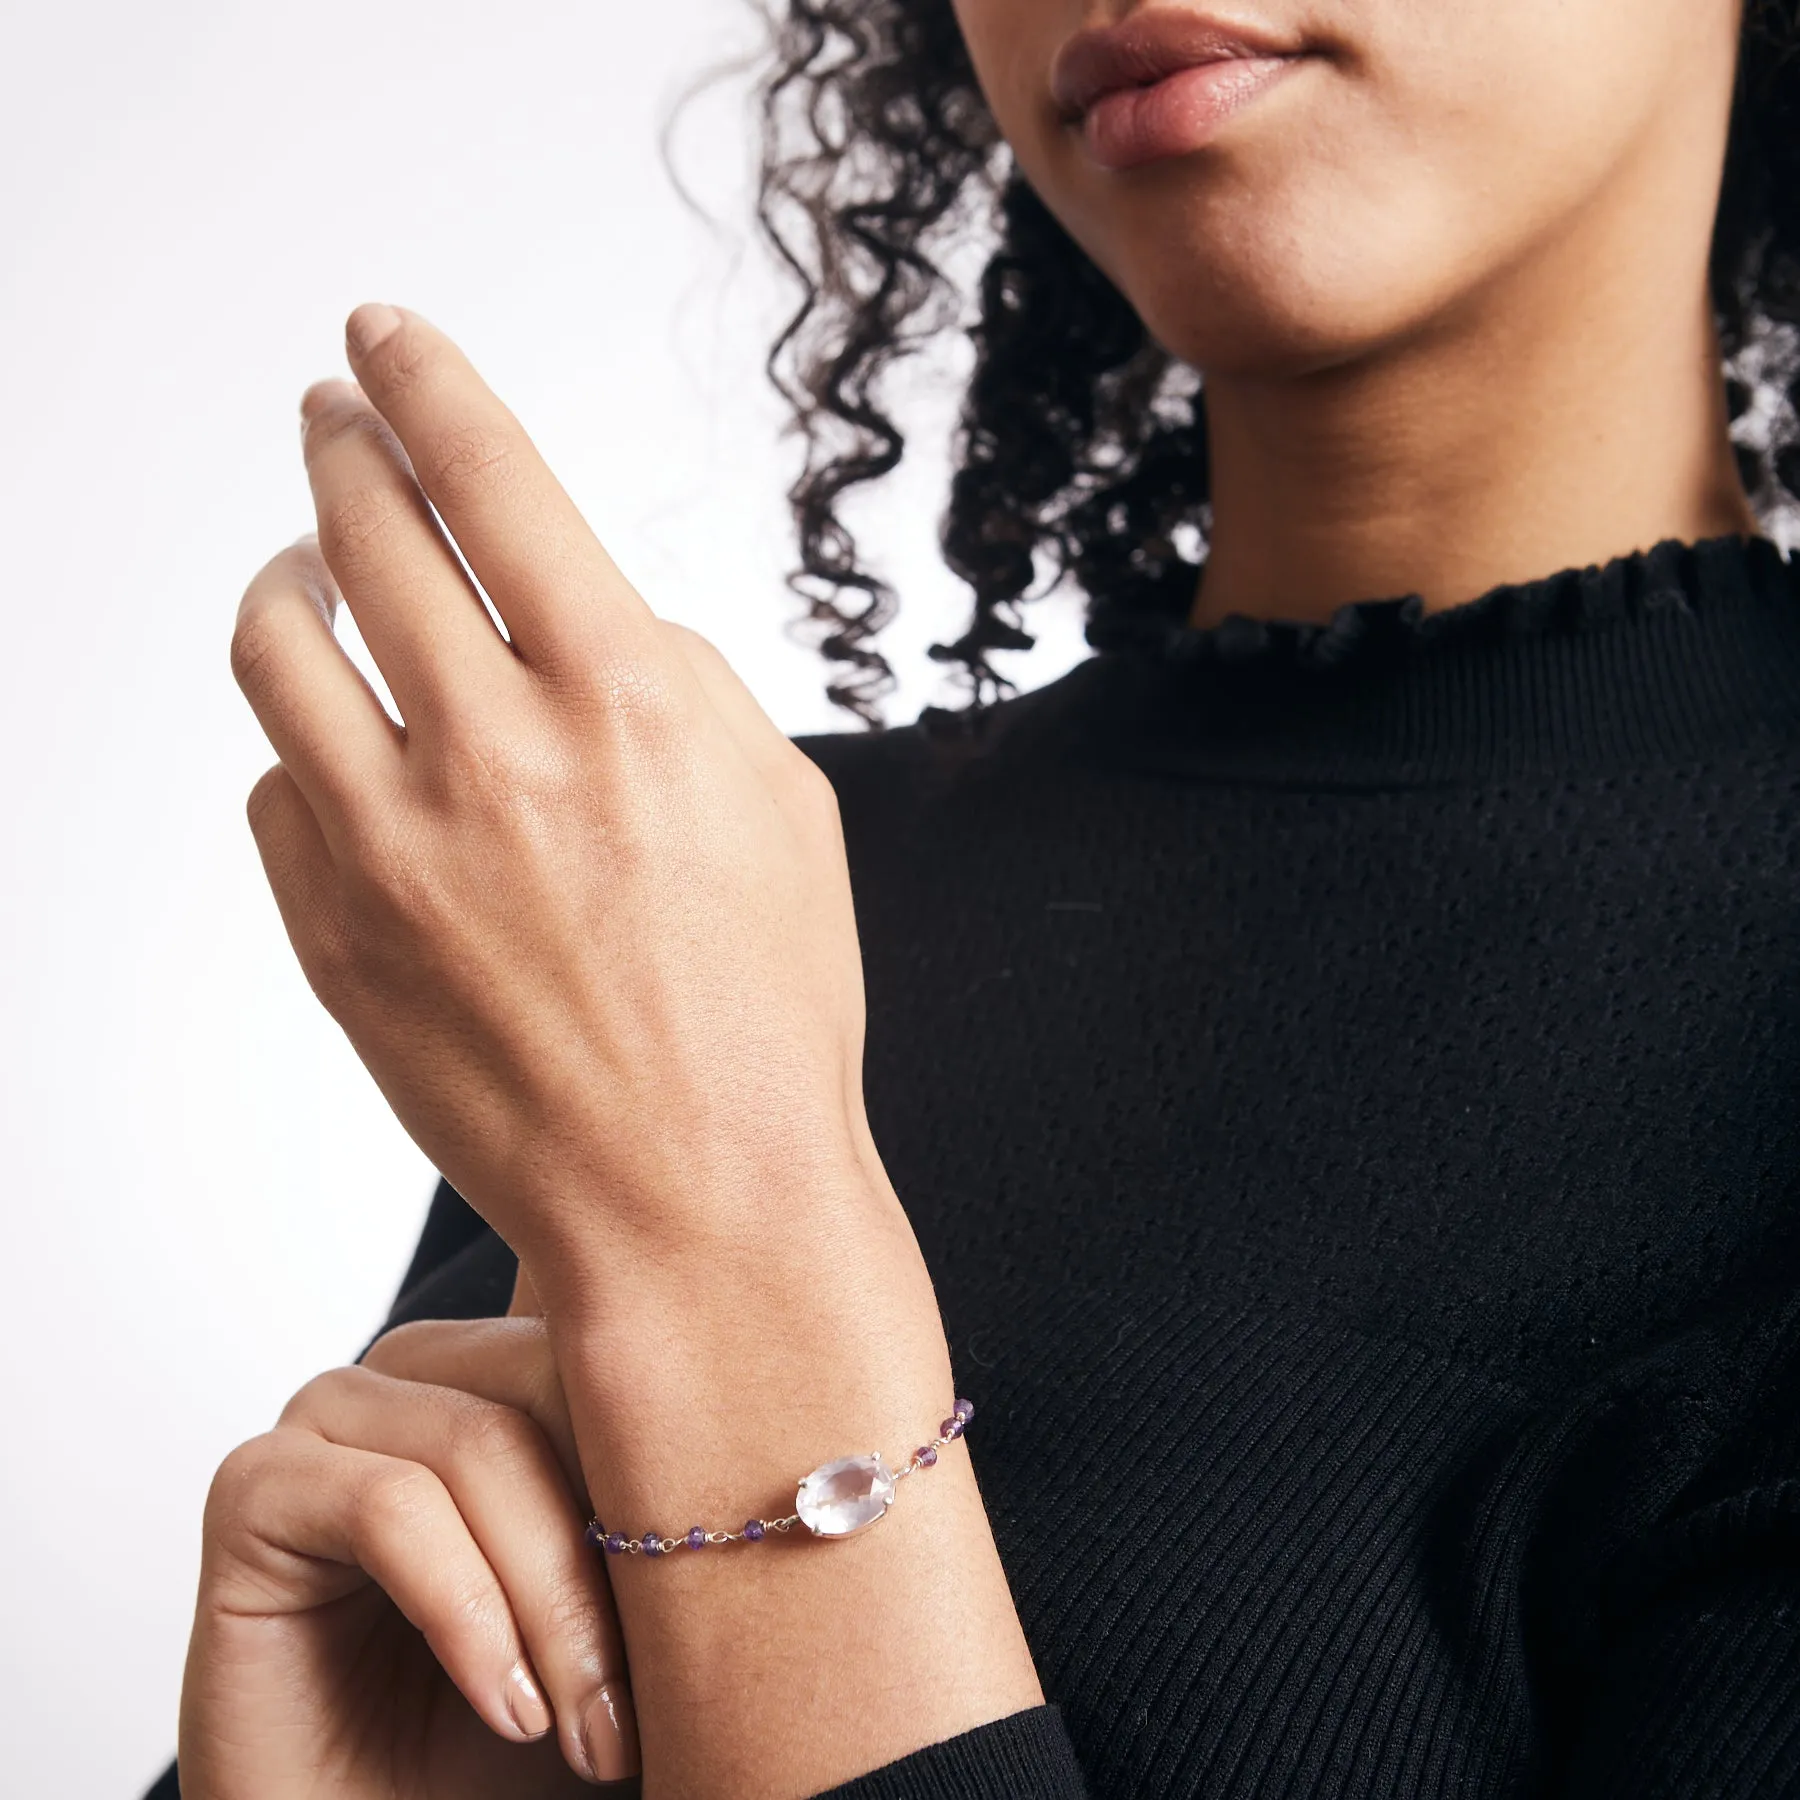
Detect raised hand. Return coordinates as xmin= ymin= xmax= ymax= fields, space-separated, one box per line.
xmin=226 ymin=308 xmax=1035 ymax=1800
xmin=231 ymin=304 xmax=888 ymax=1291
xmin=177 ymin=1317 xmax=640 ymax=1797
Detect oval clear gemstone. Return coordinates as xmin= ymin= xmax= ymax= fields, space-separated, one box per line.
xmin=795 ymin=1453 xmax=897 ymax=1538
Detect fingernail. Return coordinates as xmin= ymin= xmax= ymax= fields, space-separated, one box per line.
xmin=346 ymin=302 xmax=404 ymax=356
xmin=581 ymin=1682 xmax=641 ymax=1782
xmin=506 ymin=1660 xmax=554 ymax=1741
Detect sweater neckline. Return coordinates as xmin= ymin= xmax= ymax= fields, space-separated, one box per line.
xmin=1118 ymin=534 xmax=1794 ymax=676
xmin=989 ymin=533 xmax=1800 ymax=786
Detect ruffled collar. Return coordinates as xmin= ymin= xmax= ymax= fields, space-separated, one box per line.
xmin=1100 ymin=534 xmax=1797 ymax=680
xmin=938 ymin=532 xmax=1800 ymax=786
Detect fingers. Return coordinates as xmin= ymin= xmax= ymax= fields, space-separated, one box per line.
xmin=243 ymin=763 xmax=351 ymax=992
xmin=206 ymin=1428 xmax=557 ymax=1750
xmin=364 ymin=1316 xmax=579 ymax=1492
xmin=232 ymin=538 xmax=404 ymax=823
xmin=339 ymin=304 xmax=658 ymax=677
xmin=299 ymin=379 xmax=518 ymax=726
xmin=284 ymin=1361 xmax=639 ymax=1785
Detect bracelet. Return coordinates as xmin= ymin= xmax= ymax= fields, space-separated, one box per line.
xmin=585 ymin=1397 xmax=974 ymax=1559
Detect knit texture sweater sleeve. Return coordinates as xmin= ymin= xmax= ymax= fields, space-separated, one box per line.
xmin=1567 ymin=1566 xmax=1800 ymax=1797
xmin=806 ymin=1704 xmax=1089 ymax=1799
xmin=802 ymin=1297 xmax=1800 ymax=1800
xmin=1551 ymin=1282 xmax=1800 ymax=1799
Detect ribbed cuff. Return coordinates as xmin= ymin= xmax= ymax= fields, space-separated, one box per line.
xmin=807 ymin=1704 xmax=1088 ymax=1799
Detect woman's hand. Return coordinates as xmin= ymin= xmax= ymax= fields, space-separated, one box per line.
xmin=231 ymin=303 xmax=884 ymax=1285
xmin=177 ymin=1316 xmax=641 ymax=1798
xmin=229 ymin=306 xmax=1043 ymax=1796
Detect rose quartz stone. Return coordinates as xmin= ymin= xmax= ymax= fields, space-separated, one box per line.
xmin=795 ymin=1453 xmax=897 ymax=1537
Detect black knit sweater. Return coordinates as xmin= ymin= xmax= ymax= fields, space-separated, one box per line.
xmin=149 ymin=534 xmax=1800 ymax=1799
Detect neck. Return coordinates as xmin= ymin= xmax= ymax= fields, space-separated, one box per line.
xmin=1189 ymin=149 xmax=1762 ymax=630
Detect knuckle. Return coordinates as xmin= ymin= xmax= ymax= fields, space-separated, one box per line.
xmin=354 ymin=1462 xmax=442 ymax=1538
xmin=229 ymin=608 xmax=291 ymax=698
xmin=590 ymin=653 xmax=687 ymax=739
xmin=789 ymin=751 xmax=839 ymax=813
xmin=421 ymin=421 xmax=517 ymax=503
xmin=341 ymin=798 xmax=427 ymax=882
xmin=204 ymin=1432 xmax=284 ymax=1543
xmin=275 ymin=1364 xmax=358 ymax=1428
xmin=360 ymin=1317 xmax=448 ymax=1378
xmin=296 ymin=909 xmax=361 ymax=1008
xmin=439 ymin=719 xmax=571 ymax=812
xmin=660 ymin=619 xmax=717 ymax=661
xmin=243 ymin=765 xmax=289 ymax=833
xmin=538 ymin=1571 xmax=611 ymax=1660
xmin=319 ymin=481 xmax=407 ymax=580
xmin=785 ymin=752 xmax=844 ymax=835
xmin=448 ymin=1574 xmax=511 ymax=1643
xmin=451 ymin=1396 xmax=540 ymax=1476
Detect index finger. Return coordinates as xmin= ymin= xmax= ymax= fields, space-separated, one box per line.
xmin=342 ymin=303 xmax=658 ymax=678
xmin=363 ymin=1317 xmax=580 ymax=1494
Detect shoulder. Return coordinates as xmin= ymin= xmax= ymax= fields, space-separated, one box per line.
xmin=793 ymin=651 xmax=1135 ymax=824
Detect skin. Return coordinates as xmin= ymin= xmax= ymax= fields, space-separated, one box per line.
xmin=188 ymin=1 xmax=1763 ymax=1795
xmin=952 ymin=0 xmax=1761 ymax=625
xmin=196 ymin=310 xmax=1042 ymax=1798
xmin=180 ymin=1312 xmax=639 ymax=1794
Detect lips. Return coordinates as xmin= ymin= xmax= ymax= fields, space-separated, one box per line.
xmin=1052 ymin=12 xmax=1299 ymax=118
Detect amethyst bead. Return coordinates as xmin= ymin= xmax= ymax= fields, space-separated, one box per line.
xmin=603 ymin=1533 xmax=627 ymax=1556
xmin=954 ymin=1397 xmax=975 ymax=1424
xmin=743 ymin=1519 xmax=767 ymax=1542
xmin=584 ymin=1521 xmax=605 ymax=1548
xmin=642 ymin=1534 xmax=664 ymax=1557
xmin=940 ymin=1416 xmax=964 ymax=1440
xmin=686 ymin=1526 xmax=708 ymax=1551
xmin=915 ymin=1444 xmax=939 ymax=1468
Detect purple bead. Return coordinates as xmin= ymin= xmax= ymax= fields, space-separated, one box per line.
xmin=940 ymin=1416 xmax=964 ymax=1440
xmin=642 ymin=1534 xmax=664 ymax=1557
xmin=686 ymin=1526 xmax=708 ymax=1551
xmin=954 ymin=1397 xmax=975 ymax=1424
xmin=584 ymin=1521 xmax=605 ymax=1548
xmin=744 ymin=1519 xmax=767 ymax=1542
xmin=915 ymin=1444 xmax=939 ymax=1468
xmin=603 ymin=1533 xmax=627 ymax=1556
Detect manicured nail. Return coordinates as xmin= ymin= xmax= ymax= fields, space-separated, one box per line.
xmin=581 ymin=1682 xmax=641 ymax=1782
xmin=346 ymin=302 xmax=404 ymax=355
xmin=506 ymin=1660 xmax=554 ymax=1741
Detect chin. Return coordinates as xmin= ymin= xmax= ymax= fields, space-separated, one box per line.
xmin=1112 ymin=243 xmax=1433 ymax=382
xmin=1082 ymin=181 xmax=1473 ymax=381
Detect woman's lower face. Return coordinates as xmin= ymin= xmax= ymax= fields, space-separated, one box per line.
xmin=947 ymin=0 xmax=1745 ymax=376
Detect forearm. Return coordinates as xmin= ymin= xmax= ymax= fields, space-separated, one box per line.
xmin=231 ymin=300 xmax=1048 ymax=1796
xmin=534 ymin=1173 xmax=1046 ymax=1799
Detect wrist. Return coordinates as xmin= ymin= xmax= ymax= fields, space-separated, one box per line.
xmin=528 ymin=1152 xmax=946 ymax=1466
xmin=526 ymin=1171 xmax=1044 ymax=1800
xmin=509 ymin=1116 xmax=898 ymax=1293
xmin=553 ymin=1257 xmax=952 ymax=1504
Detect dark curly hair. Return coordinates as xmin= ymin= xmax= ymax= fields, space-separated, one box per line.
xmin=752 ymin=0 xmax=1800 ymax=721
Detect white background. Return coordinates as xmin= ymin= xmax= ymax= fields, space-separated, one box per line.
xmin=0 ymin=4 xmax=1085 ymax=1791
